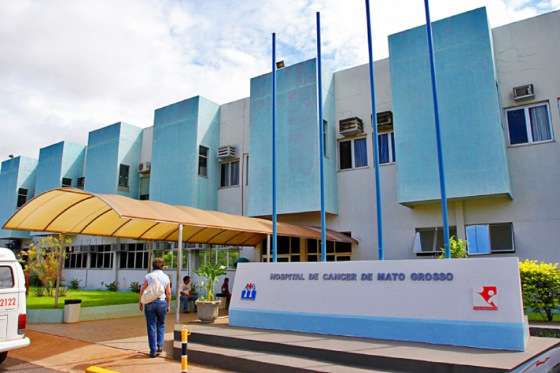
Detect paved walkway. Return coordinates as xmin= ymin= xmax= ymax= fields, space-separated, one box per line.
xmin=10 ymin=312 xmax=231 ymax=372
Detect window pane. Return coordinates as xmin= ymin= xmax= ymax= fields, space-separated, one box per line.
xmin=230 ymin=161 xmax=239 ymax=186
xmin=507 ymin=109 xmax=528 ymax=145
xmin=135 ymin=252 xmax=143 ymax=269
xmin=390 ymin=132 xmax=396 ymax=162
xmin=490 ymin=223 xmax=513 ymax=252
xmin=339 ymin=141 xmax=352 ymax=169
xmin=278 ymin=236 xmax=290 ymax=255
xmin=418 ymin=229 xmax=435 ymax=252
xmin=118 ymin=164 xmax=129 ymax=188
xmin=119 ymin=252 xmax=127 ymax=268
xmin=354 ymin=138 xmax=368 ymax=167
xmin=220 ymin=163 xmax=228 ymax=187
xmin=466 ymin=225 xmax=491 ymax=255
xmin=529 ymin=105 xmax=551 ymax=142
xmin=378 ymin=133 xmax=389 ymax=164
xmin=322 ymin=120 xmax=328 ymax=157
xmin=198 ymin=146 xmax=208 ymax=177
xmin=0 ymin=267 xmax=14 ymax=288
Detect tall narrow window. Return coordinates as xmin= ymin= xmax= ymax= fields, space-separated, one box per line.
xmin=506 ymin=103 xmax=552 ymax=145
xmin=322 ymin=120 xmax=328 ymax=157
xmin=220 ymin=161 xmax=240 ymax=187
xmin=378 ymin=131 xmax=396 ymax=164
xmin=198 ymin=146 xmax=208 ymax=177
xmin=354 ymin=138 xmax=368 ymax=167
xmin=17 ymin=188 xmax=28 ymax=207
xmin=77 ymin=177 xmax=85 ymax=189
xmin=118 ymin=164 xmax=130 ymax=189
xmin=245 ymin=155 xmax=249 ymax=185
xmin=339 ymin=141 xmax=352 ymax=169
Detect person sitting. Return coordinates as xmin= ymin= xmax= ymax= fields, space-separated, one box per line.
xmin=179 ymin=275 xmax=196 ymax=313
xmin=216 ymin=277 xmax=231 ymax=309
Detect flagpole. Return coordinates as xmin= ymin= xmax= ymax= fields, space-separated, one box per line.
xmin=423 ymin=0 xmax=450 ymax=258
xmin=316 ymin=12 xmax=327 ymax=262
xmin=271 ymin=32 xmax=278 ymax=262
xmin=365 ymin=0 xmax=384 ymax=260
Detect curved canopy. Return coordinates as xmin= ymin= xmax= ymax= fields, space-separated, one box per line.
xmin=3 ymin=188 xmax=356 ymax=247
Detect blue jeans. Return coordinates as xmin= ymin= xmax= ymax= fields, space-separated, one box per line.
xmin=180 ymin=295 xmax=197 ymax=312
xmin=144 ymin=300 xmax=167 ymax=354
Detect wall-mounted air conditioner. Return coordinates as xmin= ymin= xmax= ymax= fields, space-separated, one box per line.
xmin=339 ymin=117 xmax=364 ymax=137
xmin=218 ymin=145 xmax=237 ymax=160
xmin=377 ymin=111 xmax=393 ymax=131
xmin=513 ymin=84 xmax=534 ymax=101
xmin=138 ymin=161 xmax=151 ymax=173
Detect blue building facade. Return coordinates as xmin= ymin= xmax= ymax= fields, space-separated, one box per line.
xmin=0 ymin=156 xmax=37 ymax=239
xmin=389 ymin=8 xmax=511 ymax=204
xmin=149 ymin=96 xmax=220 ymax=209
xmin=35 ymin=141 xmax=86 ymax=194
xmin=84 ymin=122 xmax=143 ymax=198
xmin=248 ymin=59 xmax=337 ymax=216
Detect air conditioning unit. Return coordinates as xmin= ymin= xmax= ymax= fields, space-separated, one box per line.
xmin=339 ymin=117 xmax=364 ymax=137
xmin=138 ymin=162 xmax=151 ymax=173
xmin=513 ymin=84 xmax=534 ymax=101
xmin=218 ymin=145 xmax=237 ymax=160
xmin=377 ymin=111 xmax=393 ymax=131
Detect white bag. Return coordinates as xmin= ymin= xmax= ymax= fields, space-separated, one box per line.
xmin=141 ymin=273 xmax=165 ymax=305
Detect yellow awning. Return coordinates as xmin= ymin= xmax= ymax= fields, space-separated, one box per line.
xmin=3 ymin=188 xmax=356 ymax=246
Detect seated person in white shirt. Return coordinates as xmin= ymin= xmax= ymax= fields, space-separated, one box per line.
xmin=179 ymin=275 xmax=196 ymax=313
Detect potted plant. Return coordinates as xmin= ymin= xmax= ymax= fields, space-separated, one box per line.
xmin=195 ymin=262 xmax=226 ymax=323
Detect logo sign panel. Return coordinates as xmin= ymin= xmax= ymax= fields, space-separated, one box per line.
xmin=230 ymin=257 xmax=527 ymax=351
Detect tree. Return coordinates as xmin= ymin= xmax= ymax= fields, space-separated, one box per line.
xmin=25 ymin=234 xmax=73 ymax=307
xmin=438 ymin=236 xmax=468 ymax=259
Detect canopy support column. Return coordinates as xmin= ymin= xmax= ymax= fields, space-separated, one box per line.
xmin=267 ymin=234 xmax=271 ymax=263
xmin=176 ymin=224 xmax=183 ymax=323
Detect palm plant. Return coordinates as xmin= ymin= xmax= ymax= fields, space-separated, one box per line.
xmin=196 ymin=262 xmax=226 ymax=301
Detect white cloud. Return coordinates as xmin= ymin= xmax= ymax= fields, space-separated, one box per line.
xmin=0 ymin=0 xmax=557 ymax=158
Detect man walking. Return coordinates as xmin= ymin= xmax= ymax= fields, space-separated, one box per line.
xmin=139 ymin=258 xmax=171 ymax=358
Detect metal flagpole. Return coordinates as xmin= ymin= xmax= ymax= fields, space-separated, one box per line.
xmin=423 ymin=0 xmax=450 ymax=258
xmin=316 ymin=12 xmax=327 ymax=262
xmin=176 ymin=224 xmax=183 ymax=323
xmin=365 ymin=0 xmax=384 ymax=260
xmin=271 ymin=33 xmax=278 ymax=262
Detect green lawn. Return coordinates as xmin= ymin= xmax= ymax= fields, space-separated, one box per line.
xmin=27 ymin=288 xmax=140 ymax=309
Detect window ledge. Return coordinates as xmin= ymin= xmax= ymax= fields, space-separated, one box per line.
xmin=337 ymin=166 xmax=369 ymax=173
xmin=508 ymin=139 xmax=555 ymax=148
xmin=219 ymin=185 xmax=240 ymax=190
xmin=380 ymin=162 xmax=396 ymax=167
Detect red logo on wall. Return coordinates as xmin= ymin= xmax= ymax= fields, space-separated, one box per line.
xmin=473 ymin=286 xmax=498 ymax=311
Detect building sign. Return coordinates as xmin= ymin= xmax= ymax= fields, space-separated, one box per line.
xmin=230 ymin=257 xmax=527 ymax=351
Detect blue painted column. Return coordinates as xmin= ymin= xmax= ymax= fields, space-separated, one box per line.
xmin=271 ymin=32 xmax=278 ymax=262
xmin=365 ymin=0 xmax=384 ymax=260
xmin=316 ymin=12 xmax=327 ymax=262
xmin=423 ymin=0 xmax=450 ymax=258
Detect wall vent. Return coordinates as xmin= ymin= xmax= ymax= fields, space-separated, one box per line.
xmin=339 ymin=117 xmax=364 ymax=137
xmin=218 ymin=145 xmax=237 ymax=160
xmin=513 ymin=84 xmax=534 ymax=101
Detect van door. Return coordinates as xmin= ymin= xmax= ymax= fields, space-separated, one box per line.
xmin=0 ymin=265 xmax=18 ymax=342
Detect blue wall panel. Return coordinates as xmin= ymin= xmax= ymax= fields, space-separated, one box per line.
xmin=150 ymin=96 xmax=219 ymax=209
xmin=0 ymin=156 xmax=37 ymax=238
xmin=389 ymin=8 xmax=511 ymax=204
xmin=36 ymin=141 xmax=85 ymax=194
xmin=248 ymin=59 xmax=337 ymax=217
xmin=85 ymin=122 xmax=142 ymax=197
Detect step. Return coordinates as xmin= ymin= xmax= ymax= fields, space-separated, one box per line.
xmin=183 ymin=342 xmax=388 ymax=373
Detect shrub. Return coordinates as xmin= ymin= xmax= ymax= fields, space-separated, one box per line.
xmin=519 ymin=260 xmax=560 ymax=322
xmin=196 ymin=262 xmax=227 ymax=301
xmin=69 ymin=279 xmax=80 ymax=290
xmin=438 ymin=236 xmax=468 ymax=259
xmin=105 ymin=281 xmax=119 ymax=292
xmin=33 ymin=287 xmax=46 ymax=297
xmin=58 ymin=287 xmax=68 ymax=297
xmin=129 ymin=281 xmax=141 ymax=293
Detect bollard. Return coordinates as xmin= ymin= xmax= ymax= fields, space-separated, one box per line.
xmin=85 ymin=366 xmax=119 ymax=373
xmin=181 ymin=327 xmax=190 ymax=373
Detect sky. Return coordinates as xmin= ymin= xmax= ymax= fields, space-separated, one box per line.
xmin=1 ymin=0 xmax=559 ymax=159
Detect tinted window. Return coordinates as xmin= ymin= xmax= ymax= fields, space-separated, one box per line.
xmin=0 ymin=267 xmax=14 ymax=288
xmin=339 ymin=141 xmax=352 ymax=169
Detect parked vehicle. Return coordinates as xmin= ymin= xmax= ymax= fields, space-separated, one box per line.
xmin=0 ymin=248 xmax=30 ymax=364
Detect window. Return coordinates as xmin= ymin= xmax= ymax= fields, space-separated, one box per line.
xmin=77 ymin=177 xmax=85 ymax=189
xmin=378 ymin=131 xmax=396 ymax=164
xmin=467 ymin=223 xmax=514 ymax=255
xmin=339 ymin=138 xmax=368 ymax=170
xmin=64 ymin=247 xmax=87 ymax=269
xmin=220 ymin=161 xmax=240 ymax=188
xmin=61 ymin=178 xmax=72 ymax=187
xmin=245 ymin=155 xmax=249 ymax=185
xmin=118 ymin=164 xmax=130 ymax=189
xmin=89 ymin=245 xmax=113 ymax=269
xmin=506 ymin=103 xmax=552 ymax=145
xmin=307 ymin=237 xmax=352 ymax=262
xmin=139 ymin=175 xmax=150 ymax=200
xmin=0 ymin=267 xmax=14 ymax=288
xmin=261 ymin=237 xmax=301 ymax=262
xmin=17 ymin=188 xmax=28 ymax=208
xmin=119 ymin=243 xmax=148 ymax=269
xmin=198 ymin=146 xmax=208 ymax=177
xmin=414 ymin=226 xmax=458 ymax=255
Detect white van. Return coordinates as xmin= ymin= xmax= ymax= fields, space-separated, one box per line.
xmin=0 ymin=248 xmax=30 ymax=364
